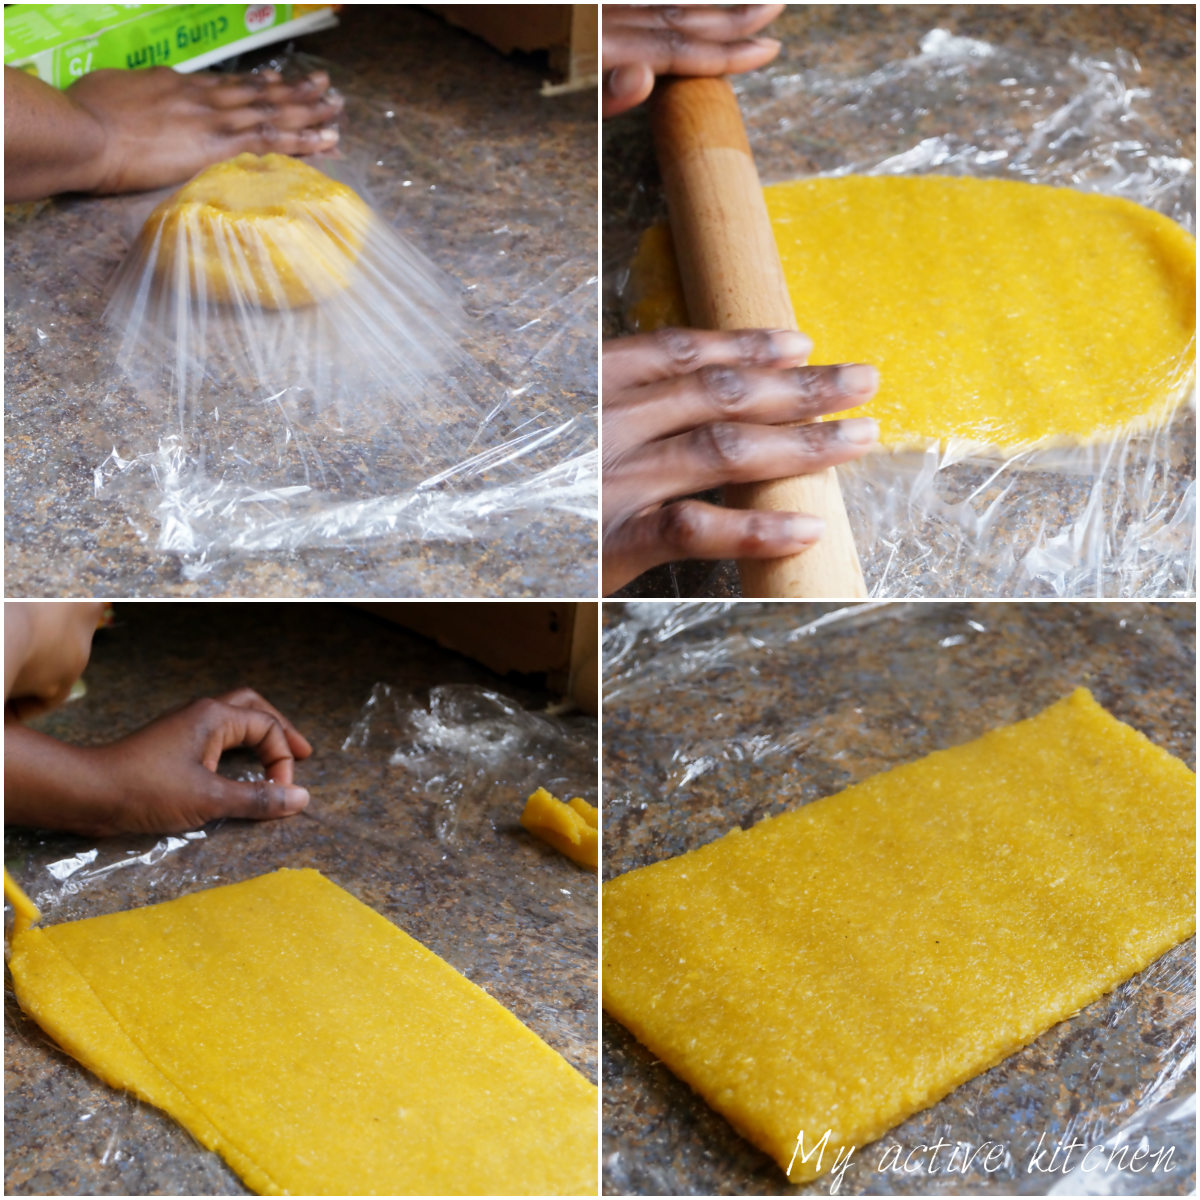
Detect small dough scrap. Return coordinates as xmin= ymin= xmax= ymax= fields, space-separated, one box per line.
xmin=629 ymin=176 xmax=1196 ymax=451
xmin=11 ymin=868 xmax=596 ymax=1195
xmin=141 ymin=152 xmax=371 ymax=309
xmin=522 ymin=787 xmax=598 ymax=869
xmin=4 ymin=867 xmax=41 ymax=936
xmin=603 ymin=689 xmax=1196 ymax=1182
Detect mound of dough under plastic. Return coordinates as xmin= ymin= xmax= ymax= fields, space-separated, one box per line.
xmin=10 ymin=868 xmax=597 ymax=1196
xmin=138 ymin=152 xmax=371 ymax=309
xmin=629 ymin=175 xmax=1195 ymax=453
xmin=105 ymin=152 xmax=479 ymax=466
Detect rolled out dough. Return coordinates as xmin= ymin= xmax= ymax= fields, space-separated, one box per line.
xmin=11 ymin=868 xmax=597 ymax=1195
xmin=603 ymin=688 xmax=1196 ymax=1182
xmin=629 ymin=176 xmax=1196 ymax=452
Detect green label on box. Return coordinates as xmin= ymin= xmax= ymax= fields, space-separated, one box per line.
xmin=4 ymin=5 xmax=302 ymax=86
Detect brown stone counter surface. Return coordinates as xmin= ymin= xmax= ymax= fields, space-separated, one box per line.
xmin=604 ymin=4 xmax=1196 ymax=598
xmin=5 ymin=6 xmax=597 ymax=598
xmin=601 ymin=601 xmax=1195 ymax=1194
xmin=4 ymin=604 xmax=598 ymax=1195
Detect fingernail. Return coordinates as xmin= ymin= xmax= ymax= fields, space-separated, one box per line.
xmin=771 ymin=330 xmax=812 ymax=361
xmin=318 ymin=126 xmax=339 ymax=142
xmin=783 ymin=514 xmax=825 ymax=543
xmin=753 ymin=37 xmax=782 ymax=52
xmin=283 ymin=786 xmax=310 ymax=811
xmin=608 ymin=65 xmax=642 ymax=99
xmin=839 ymin=417 xmax=880 ymax=445
xmin=838 ymin=364 xmax=879 ymax=394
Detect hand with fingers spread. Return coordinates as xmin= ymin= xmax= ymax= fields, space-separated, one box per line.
xmin=603 ymin=328 xmax=880 ymax=593
xmin=5 ymin=63 xmax=344 ymax=203
xmin=602 ymin=3 xmax=785 ymax=117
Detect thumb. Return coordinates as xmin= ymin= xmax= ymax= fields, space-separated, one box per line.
xmin=204 ymin=776 xmax=310 ymax=822
xmin=604 ymin=63 xmax=655 ymax=118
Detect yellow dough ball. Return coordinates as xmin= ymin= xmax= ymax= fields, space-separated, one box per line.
xmin=140 ymin=152 xmax=372 ymax=309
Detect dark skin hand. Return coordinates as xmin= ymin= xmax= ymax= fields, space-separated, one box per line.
xmin=602 ymin=3 xmax=785 ymax=117
xmin=603 ymin=329 xmax=879 ymax=593
xmin=5 ymin=688 xmax=313 ymax=838
xmin=5 ymin=64 xmax=343 ymax=202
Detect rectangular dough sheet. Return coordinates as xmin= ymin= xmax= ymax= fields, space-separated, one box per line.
xmin=11 ymin=867 xmax=597 ymax=1195
xmin=603 ymin=688 xmax=1196 ymax=1182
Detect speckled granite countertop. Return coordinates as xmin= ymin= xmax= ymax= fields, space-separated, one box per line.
xmin=6 ymin=6 xmax=597 ymax=598
xmin=601 ymin=601 xmax=1195 ymax=1194
xmin=605 ymin=4 xmax=1196 ymax=598
xmin=5 ymin=603 xmax=597 ymax=1195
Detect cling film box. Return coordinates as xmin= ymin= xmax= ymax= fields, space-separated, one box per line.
xmin=4 ymin=4 xmax=338 ymax=86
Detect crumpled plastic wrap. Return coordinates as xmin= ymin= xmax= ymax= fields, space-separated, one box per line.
xmin=341 ymin=680 xmax=598 ymax=852
xmin=601 ymin=601 xmax=1195 ymax=1196
xmin=12 ymin=50 xmax=596 ymax=580
xmin=5 ymin=677 xmax=596 ymax=1196
xmin=613 ymin=30 xmax=1195 ymax=597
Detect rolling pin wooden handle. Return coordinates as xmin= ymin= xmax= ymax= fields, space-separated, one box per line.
xmin=651 ymin=76 xmax=868 ymax=599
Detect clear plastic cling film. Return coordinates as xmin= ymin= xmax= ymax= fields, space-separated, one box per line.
xmin=340 ymin=680 xmax=598 ymax=853
xmin=616 ymin=30 xmax=1195 ymax=598
xmin=601 ymin=601 xmax=1195 ymax=1196
xmin=25 ymin=52 xmax=596 ymax=570
xmin=5 ymin=681 xmax=597 ymax=1193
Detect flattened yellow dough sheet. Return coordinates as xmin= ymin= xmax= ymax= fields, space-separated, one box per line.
xmin=603 ymin=689 xmax=1196 ymax=1183
xmin=629 ymin=176 xmax=1196 ymax=452
xmin=11 ymin=868 xmax=597 ymax=1196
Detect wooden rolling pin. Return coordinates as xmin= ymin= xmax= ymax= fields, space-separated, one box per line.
xmin=651 ymin=76 xmax=867 ymax=599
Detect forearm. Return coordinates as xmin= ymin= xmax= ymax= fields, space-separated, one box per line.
xmin=4 ymin=67 xmax=106 ymax=202
xmin=4 ymin=723 xmax=117 ymax=837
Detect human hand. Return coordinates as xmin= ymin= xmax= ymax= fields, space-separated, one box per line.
xmin=5 ymin=64 xmax=344 ymax=202
xmin=5 ymin=688 xmax=315 ymax=838
xmin=603 ymin=329 xmax=879 ymax=593
xmin=5 ymin=602 xmax=105 ymax=720
xmin=84 ymin=688 xmax=314 ymax=835
xmin=602 ymin=4 xmax=784 ymax=117
xmin=69 ymin=66 xmax=343 ymax=195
